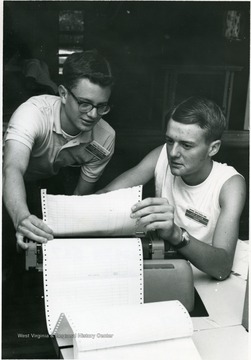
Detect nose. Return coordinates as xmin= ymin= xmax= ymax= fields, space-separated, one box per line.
xmin=87 ymin=107 xmax=99 ymax=118
xmin=169 ymin=143 xmax=181 ymax=158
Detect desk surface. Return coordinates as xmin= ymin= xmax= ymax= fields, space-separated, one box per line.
xmin=193 ymin=325 xmax=248 ymax=360
xmin=191 ymin=240 xmax=249 ymax=360
xmin=191 ymin=273 xmax=249 ymax=360
xmin=193 ymin=240 xmax=248 ymax=330
xmin=192 ymin=268 xmax=247 ymax=331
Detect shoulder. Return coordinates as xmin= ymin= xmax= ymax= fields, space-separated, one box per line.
xmin=5 ymin=95 xmax=60 ymax=144
xmin=210 ymin=161 xmax=242 ymax=188
xmin=219 ymin=174 xmax=246 ymax=210
xmin=9 ymin=95 xmax=60 ymax=128
xmin=213 ymin=161 xmax=240 ymax=177
xmin=148 ymin=145 xmax=164 ymax=162
xmin=11 ymin=95 xmax=60 ymax=118
xmin=94 ymin=119 xmax=115 ymax=137
xmin=92 ymin=119 xmax=116 ymax=148
xmin=25 ymin=95 xmax=60 ymax=110
xmin=153 ymin=144 xmax=167 ymax=170
xmin=213 ymin=161 xmax=246 ymax=203
xmin=220 ymin=173 xmax=246 ymax=195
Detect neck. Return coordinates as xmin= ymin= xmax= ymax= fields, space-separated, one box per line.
xmin=182 ymin=159 xmax=213 ymax=186
xmin=60 ymin=105 xmax=79 ymax=136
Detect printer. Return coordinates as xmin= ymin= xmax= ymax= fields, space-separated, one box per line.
xmin=25 ymin=233 xmax=195 ymax=313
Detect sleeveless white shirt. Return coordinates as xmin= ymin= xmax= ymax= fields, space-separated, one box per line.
xmin=155 ymin=144 xmax=241 ymax=245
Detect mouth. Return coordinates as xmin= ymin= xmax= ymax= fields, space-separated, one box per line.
xmin=170 ymin=161 xmax=183 ymax=168
xmin=80 ymin=118 xmax=95 ymax=125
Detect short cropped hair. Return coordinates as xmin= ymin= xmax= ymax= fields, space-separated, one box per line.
xmin=62 ymin=50 xmax=114 ymax=89
xmin=166 ymin=97 xmax=226 ymax=142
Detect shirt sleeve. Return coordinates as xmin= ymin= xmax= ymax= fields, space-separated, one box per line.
xmin=4 ymin=102 xmax=44 ymax=150
xmin=80 ymin=134 xmax=115 ymax=183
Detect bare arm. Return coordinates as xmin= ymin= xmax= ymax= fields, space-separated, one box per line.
xmin=98 ymin=146 xmax=163 ymax=193
xmin=74 ymin=177 xmax=95 ymax=195
xmin=131 ymin=175 xmax=246 ymax=280
xmin=3 ymin=140 xmax=54 ymax=249
xmin=179 ymin=175 xmax=246 ymax=279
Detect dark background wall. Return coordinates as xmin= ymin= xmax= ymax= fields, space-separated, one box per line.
xmin=3 ymin=1 xmax=249 ymax=238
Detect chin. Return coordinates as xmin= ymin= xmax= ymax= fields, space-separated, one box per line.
xmin=79 ymin=119 xmax=99 ymax=130
xmin=79 ymin=123 xmax=95 ymax=132
xmin=170 ymin=167 xmax=181 ymax=175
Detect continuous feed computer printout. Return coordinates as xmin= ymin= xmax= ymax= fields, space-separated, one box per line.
xmin=41 ymin=186 xmax=201 ymax=360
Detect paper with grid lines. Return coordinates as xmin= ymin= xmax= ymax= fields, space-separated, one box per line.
xmin=41 ymin=185 xmax=200 ymax=359
xmin=41 ymin=186 xmax=144 ymax=334
xmin=43 ymin=238 xmax=144 ymax=335
xmin=41 ymin=186 xmax=143 ymax=237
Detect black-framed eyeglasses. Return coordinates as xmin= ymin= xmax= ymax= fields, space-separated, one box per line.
xmin=66 ymin=87 xmax=110 ymax=116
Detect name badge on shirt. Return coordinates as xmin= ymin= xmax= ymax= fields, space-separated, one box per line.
xmin=185 ymin=208 xmax=209 ymax=226
xmin=85 ymin=140 xmax=110 ymax=160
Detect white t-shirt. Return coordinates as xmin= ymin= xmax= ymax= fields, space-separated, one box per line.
xmin=155 ymin=144 xmax=241 ymax=245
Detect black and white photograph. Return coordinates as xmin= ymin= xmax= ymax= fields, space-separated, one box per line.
xmin=2 ymin=1 xmax=249 ymax=359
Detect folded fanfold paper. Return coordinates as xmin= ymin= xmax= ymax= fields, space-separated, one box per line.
xmin=52 ymin=301 xmax=201 ymax=360
xmin=41 ymin=186 xmax=201 ymax=359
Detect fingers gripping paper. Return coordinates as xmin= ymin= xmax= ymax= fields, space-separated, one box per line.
xmin=41 ymin=186 xmax=143 ymax=237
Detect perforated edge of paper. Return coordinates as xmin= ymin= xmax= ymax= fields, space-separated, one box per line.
xmin=42 ymin=242 xmax=53 ymax=333
xmin=137 ymin=185 xmax=142 ymax=202
xmin=52 ymin=312 xmax=64 ymax=335
xmin=135 ymin=185 xmax=146 ymax=237
xmin=175 ymin=300 xmax=194 ymax=334
xmin=41 ymin=189 xmax=48 ymax=223
xmin=134 ymin=186 xmax=148 ymax=304
xmin=137 ymin=238 xmax=144 ymax=304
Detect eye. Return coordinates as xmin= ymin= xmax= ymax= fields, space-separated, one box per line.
xmin=79 ymin=101 xmax=92 ymax=107
xmin=166 ymin=138 xmax=174 ymax=145
xmin=182 ymin=143 xmax=192 ymax=149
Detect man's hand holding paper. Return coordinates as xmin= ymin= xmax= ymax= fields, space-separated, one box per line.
xmin=130 ymin=197 xmax=181 ymax=246
xmin=16 ymin=214 xmax=54 ymax=250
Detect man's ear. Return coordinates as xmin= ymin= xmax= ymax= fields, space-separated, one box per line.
xmin=58 ymin=85 xmax=67 ymax=104
xmin=208 ymin=140 xmax=221 ymax=157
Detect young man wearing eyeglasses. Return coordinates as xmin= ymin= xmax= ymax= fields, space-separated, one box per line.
xmin=3 ymin=50 xmax=115 ymax=252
